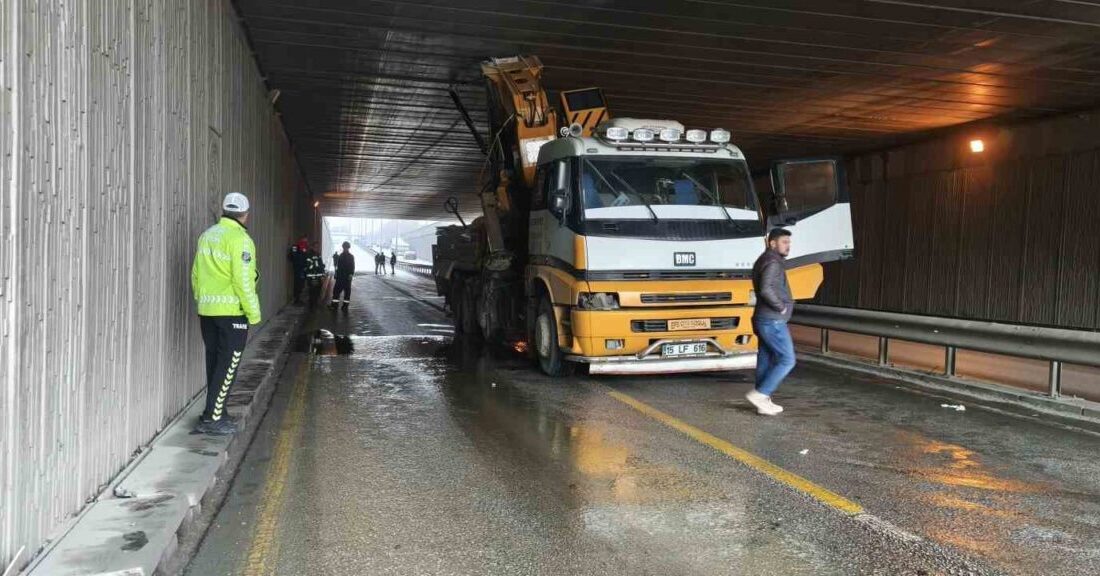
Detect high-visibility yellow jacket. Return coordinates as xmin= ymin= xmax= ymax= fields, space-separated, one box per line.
xmin=191 ymin=217 xmax=262 ymax=324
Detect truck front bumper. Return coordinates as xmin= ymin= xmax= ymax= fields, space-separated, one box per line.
xmin=566 ymin=338 xmax=757 ymax=375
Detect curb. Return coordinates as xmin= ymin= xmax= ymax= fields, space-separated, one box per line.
xmin=24 ymin=307 xmax=307 ymax=576
xmin=799 ymin=351 xmax=1100 ymax=435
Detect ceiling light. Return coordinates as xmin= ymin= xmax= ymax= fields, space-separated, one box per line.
xmin=969 ymin=139 xmax=985 ymax=153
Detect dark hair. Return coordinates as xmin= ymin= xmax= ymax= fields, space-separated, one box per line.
xmin=342 ymin=241 xmax=351 ymax=250
xmin=767 ymin=228 xmax=792 ymax=242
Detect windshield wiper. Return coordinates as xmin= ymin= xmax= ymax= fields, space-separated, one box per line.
xmin=583 ymin=159 xmax=633 ymax=209
xmin=680 ymin=171 xmax=731 ymax=222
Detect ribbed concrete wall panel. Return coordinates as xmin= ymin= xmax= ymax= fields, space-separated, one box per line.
xmin=820 ymin=112 xmax=1100 ymax=332
xmin=0 ymin=1 xmax=307 ymax=570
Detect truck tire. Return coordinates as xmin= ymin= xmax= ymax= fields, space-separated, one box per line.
xmin=535 ymin=294 xmax=575 ymax=377
xmin=460 ymin=280 xmax=479 ymax=335
xmin=479 ymin=287 xmax=501 ymax=342
xmin=452 ymin=277 xmax=478 ymax=336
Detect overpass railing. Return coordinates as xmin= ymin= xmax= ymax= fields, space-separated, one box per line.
xmin=361 ymin=245 xmax=433 ymax=278
xmin=792 ymin=305 xmax=1100 ymax=398
xmin=396 ymin=260 xmax=433 ymax=277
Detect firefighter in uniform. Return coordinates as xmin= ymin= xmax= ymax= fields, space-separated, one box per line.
xmin=191 ymin=192 xmax=261 ymax=435
xmin=330 ymin=241 xmax=355 ymax=310
xmin=304 ymin=242 xmax=326 ymax=308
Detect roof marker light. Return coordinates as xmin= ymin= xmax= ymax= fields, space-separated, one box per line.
xmin=685 ymin=129 xmax=707 ymax=143
xmin=659 ymin=128 xmax=682 ymax=142
xmin=605 ymin=126 xmax=629 ymax=141
xmin=632 ymin=128 xmax=655 ymax=142
xmin=710 ymin=129 xmax=731 ymax=144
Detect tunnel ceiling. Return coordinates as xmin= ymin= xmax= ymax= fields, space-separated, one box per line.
xmin=236 ymin=0 xmax=1100 ymax=219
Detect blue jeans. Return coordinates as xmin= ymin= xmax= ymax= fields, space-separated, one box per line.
xmin=753 ymin=319 xmax=796 ymax=396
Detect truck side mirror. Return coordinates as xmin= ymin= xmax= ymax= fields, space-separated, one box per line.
xmin=548 ymin=160 xmax=571 ymax=219
xmin=549 ymin=191 xmax=568 ymax=216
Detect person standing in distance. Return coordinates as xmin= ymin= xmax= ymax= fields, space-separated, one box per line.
xmin=286 ymin=236 xmax=308 ymax=305
xmin=191 ymin=193 xmax=261 ymax=435
xmin=746 ymin=228 xmax=796 ymax=416
xmin=331 ymin=241 xmax=356 ymax=310
xmin=390 ymin=251 xmax=397 ymax=275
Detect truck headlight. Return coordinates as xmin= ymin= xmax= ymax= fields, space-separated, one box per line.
xmin=577 ymin=292 xmax=620 ymax=310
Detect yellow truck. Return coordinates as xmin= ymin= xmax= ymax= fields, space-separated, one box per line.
xmin=433 ymin=56 xmax=853 ymax=376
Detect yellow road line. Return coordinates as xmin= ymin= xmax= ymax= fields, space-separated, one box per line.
xmin=606 ymin=389 xmax=864 ymax=516
xmin=242 ymin=360 xmax=311 ymax=576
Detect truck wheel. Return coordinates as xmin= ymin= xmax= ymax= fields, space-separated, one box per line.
xmin=535 ymin=295 xmax=575 ymax=377
xmin=450 ymin=280 xmax=465 ymax=333
xmin=460 ymin=280 xmax=479 ymax=335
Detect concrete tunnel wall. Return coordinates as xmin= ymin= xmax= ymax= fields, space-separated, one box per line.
xmin=818 ymin=108 xmax=1100 ymax=332
xmin=0 ymin=0 xmax=310 ymax=570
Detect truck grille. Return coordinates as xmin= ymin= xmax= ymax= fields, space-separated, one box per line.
xmin=630 ymin=317 xmax=740 ymax=333
xmin=640 ymin=292 xmax=731 ymax=304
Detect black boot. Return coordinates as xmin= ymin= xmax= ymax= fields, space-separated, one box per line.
xmin=194 ymin=418 xmax=238 ymax=436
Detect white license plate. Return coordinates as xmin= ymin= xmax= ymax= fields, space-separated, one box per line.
xmin=662 ymin=343 xmax=708 ymax=357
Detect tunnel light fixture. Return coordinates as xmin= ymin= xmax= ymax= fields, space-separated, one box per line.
xmin=685 ymin=129 xmax=708 ymax=143
xmin=313 ymin=200 xmax=320 ymax=208
xmin=659 ymin=128 xmax=682 ymax=142
xmin=709 ymin=129 xmax=731 ymax=144
xmin=632 ymin=128 xmax=655 ymax=142
xmin=969 ymin=139 xmax=985 ymax=153
xmin=604 ymin=126 xmax=629 ymax=141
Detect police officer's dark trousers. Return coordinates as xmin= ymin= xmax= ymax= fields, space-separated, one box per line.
xmin=199 ymin=315 xmax=248 ymax=422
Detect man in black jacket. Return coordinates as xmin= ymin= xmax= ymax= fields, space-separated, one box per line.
xmin=331 ymin=242 xmax=356 ymax=310
xmin=286 ymin=236 xmax=309 ymax=305
xmin=747 ymin=228 xmax=796 ymax=416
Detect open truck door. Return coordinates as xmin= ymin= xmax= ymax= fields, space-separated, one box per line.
xmin=758 ymin=158 xmax=854 ymax=299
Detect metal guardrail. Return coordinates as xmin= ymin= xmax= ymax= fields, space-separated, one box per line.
xmin=363 ymin=246 xmax=433 ymax=277
xmin=792 ymin=305 xmax=1100 ymax=398
xmin=397 ymin=261 xmax=433 ymax=277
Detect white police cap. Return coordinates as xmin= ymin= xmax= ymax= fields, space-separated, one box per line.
xmin=223 ymin=192 xmax=250 ymax=213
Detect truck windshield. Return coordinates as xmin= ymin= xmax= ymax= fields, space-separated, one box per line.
xmin=580 ymin=156 xmax=756 ymax=217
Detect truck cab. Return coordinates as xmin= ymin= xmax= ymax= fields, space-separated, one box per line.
xmin=525 ymin=118 xmax=851 ymax=375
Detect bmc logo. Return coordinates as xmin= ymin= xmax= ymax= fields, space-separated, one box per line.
xmin=673 ymin=252 xmax=696 ymax=267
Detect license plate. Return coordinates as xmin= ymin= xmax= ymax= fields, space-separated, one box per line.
xmin=662 ymin=343 xmax=709 ymax=357
xmin=668 ymin=318 xmax=711 ymax=331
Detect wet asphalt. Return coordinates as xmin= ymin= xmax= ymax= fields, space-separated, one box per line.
xmin=185 ymin=270 xmax=1100 ymax=576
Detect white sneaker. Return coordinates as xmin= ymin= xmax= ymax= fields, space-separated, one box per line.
xmin=765 ymin=398 xmax=784 ymax=413
xmin=746 ymin=390 xmax=781 ymax=416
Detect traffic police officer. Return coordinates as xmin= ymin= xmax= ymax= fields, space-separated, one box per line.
xmin=191 ymin=192 xmax=261 ymax=435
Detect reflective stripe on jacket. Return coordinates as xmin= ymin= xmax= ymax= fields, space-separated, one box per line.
xmin=191 ymin=217 xmax=262 ymax=324
xmin=304 ymin=252 xmax=325 ymax=279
